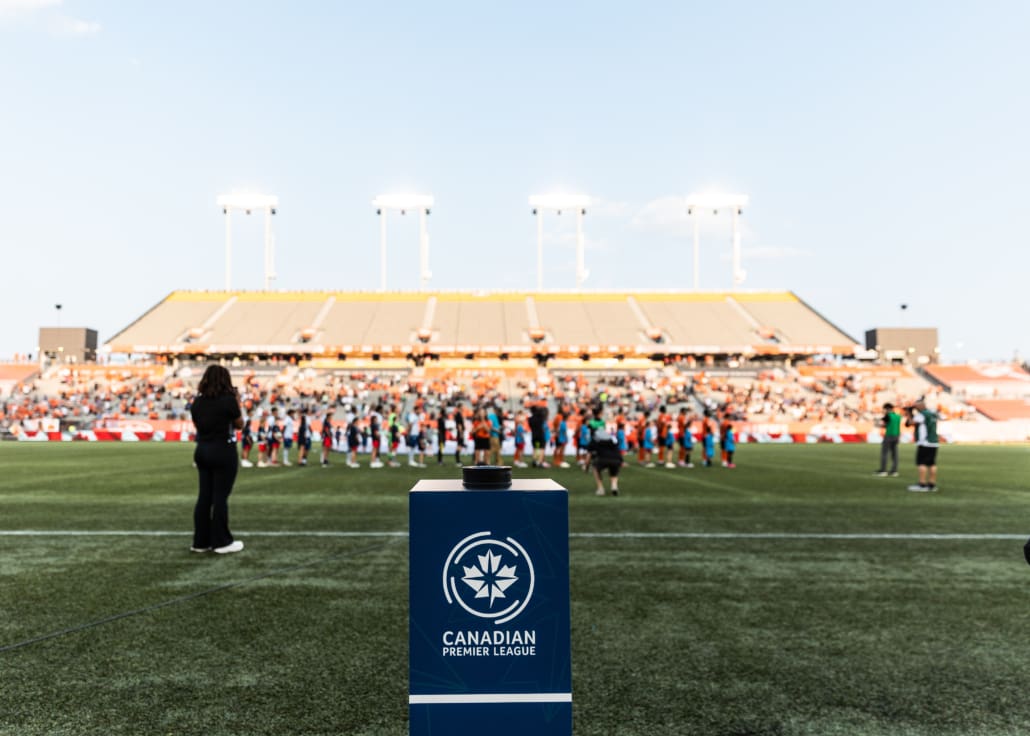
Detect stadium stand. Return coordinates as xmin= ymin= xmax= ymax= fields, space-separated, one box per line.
xmin=106 ymin=290 xmax=859 ymax=361
xmin=967 ymin=399 xmax=1030 ymax=421
xmin=923 ymin=363 xmax=1030 ymax=399
xmin=921 ymin=363 xmax=1030 ymax=420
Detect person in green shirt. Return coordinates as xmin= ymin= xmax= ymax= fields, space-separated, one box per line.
xmin=875 ymin=403 xmax=901 ymax=476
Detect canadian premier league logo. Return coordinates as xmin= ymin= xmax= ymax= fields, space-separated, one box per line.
xmin=443 ymin=531 xmax=535 ymax=625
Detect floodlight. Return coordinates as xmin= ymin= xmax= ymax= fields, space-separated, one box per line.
xmin=529 ymin=193 xmax=591 ymax=210
xmin=373 ymin=192 xmax=435 ymax=291
xmin=684 ymin=192 xmax=749 ymax=210
xmin=217 ymin=193 xmax=279 ymax=210
xmin=372 ymin=193 xmax=435 ymax=210
xmin=529 ymin=192 xmax=591 ymax=290
xmin=685 ymin=191 xmax=750 ymax=291
xmin=218 ymin=191 xmax=279 ymax=290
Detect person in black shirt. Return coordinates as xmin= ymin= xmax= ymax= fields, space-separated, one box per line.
xmin=587 ymin=422 xmax=623 ymax=497
xmin=189 ymin=365 xmax=245 ymax=554
xmin=453 ymin=405 xmax=466 ymax=467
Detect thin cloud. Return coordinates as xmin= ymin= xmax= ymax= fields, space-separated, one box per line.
xmin=0 ymin=0 xmax=61 ymax=15
xmin=0 ymin=0 xmax=100 ymax=36
xmin=743 ymin=246 xmax=809 ymax=260
xmin=631 ymin=195 xmax=690 ymax=235
xmin=50 ymin=13 xmax=101 ymax=36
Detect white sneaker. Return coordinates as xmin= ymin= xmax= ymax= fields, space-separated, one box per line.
xmin=348 ymin=462 xmax=360 ymax=468
xmin=595 ymin=488 xmax=605 ymax=496
xmin=664 ymin=462 xmax=676 ymax=469
xmin=645 ymin=462 xmax=655 ymax=468
xmin=370 ymin=460 xmax=384 ymax=468
xmin=214 ymin=540 xmax=244 ymax=554
xmin=686 ymin=463 xmax=694 ymax=468
xmin=907 ymin=485 xmax=928 ymax=492
xmin=240 ymin=459 xmax=253 ymax=468
xmin=282 ymin=460 xmax=292 ymax=466
xmin=257 ymin=461 xmax=269 ymax=468
xmin=559 ymin=462 xmax=570 ymax=468
xmin=514 ymin=461 xmax=528 ymax=468
xmin=874 ymin=471 xmax=887 ymax=477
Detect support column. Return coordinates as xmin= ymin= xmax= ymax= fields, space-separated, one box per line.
xmin=224 ymin=211 xmax=232 ymax=291
xmin=575 ymin=210 xmax=586 ymax=290
xmin=264 ymin=207 xmax=275 ymax=290
xmin=536 ymin=211 xmax=544 ymax=291
xmin=419 ymin=209 xmax=430 ymax=290
xmin=380 ymin=211 xmax=388 ymax=292
xmin=732 ymin=208 xmax=744 ymax=287
xmin=692 ymin=215 xmax=700 ymax=290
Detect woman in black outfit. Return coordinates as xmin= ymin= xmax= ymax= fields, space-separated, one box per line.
xmin=190 ymin=365 xmax=245 ymax=554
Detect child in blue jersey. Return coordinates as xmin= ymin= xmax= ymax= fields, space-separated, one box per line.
xmin=555 ymin=414 xmax=570 ymax=468
xmin=513 ymin=415 xmax=527 ymax=468
xmin=578 ymin=420 xmax=592 ymax=468
xmin=702 ymin=414 xmax=716 ymax=467
xmin=663 ymin=423 xmax=677 ymax=468
xmin=722 ymin=421 xmax=737 ymax=468
xmin=679 ymin=422 xmax=694 ymax=467
xmin=642 ymin=422 xmax=656 ymax=467
xmin=616 ymin=423 xmax=627 ymax=454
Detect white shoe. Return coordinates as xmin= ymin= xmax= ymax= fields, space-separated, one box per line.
xmin=874 ymin=471 xmax=887 ymax=477
xmin=559 ymin=462 xmax=570 ymax=468
xmin=514 ymin=461 xmax=528 ymax=468
xmin=214 ymin=541 xmax=244 ymax=554
xmin=240 ymin=459 xmax=253 ymax=468
xmin=907 ymin=485 xmax=928 ymax=492
xmin=370 ymin=461 xmax=384 ymax=468
xmin=686 ymin=463 xmax=694 ymax=468
xmin=595 ymin=488 xmax=605 ymax=496
xmin=282 ymin=460 xmax=292 ymax=466
xmin=645 ymin=462 xmax=655 ymax=468
xmin=664 ymin=462 xmax=676 ymax=469
xmin=257 ymin=461 xmax=269 ymax=468
xmin=348 ymin=462 xmax=360 ymax=468
xmin=190 ymin=546 xmax=211 ymax=553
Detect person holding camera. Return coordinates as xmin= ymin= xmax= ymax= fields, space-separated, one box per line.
xmin=874 ymin=403 xmax=901 ymax=477
xmin=588 ymin=415 xmax=623 ymax=496
xmin=906 ymin=397 xmax=940 ymax=492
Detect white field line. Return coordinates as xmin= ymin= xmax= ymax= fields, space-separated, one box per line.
xmin=410 ymin=693 xmax=572 ymax=705
xmin=0 ymin=530 xmax=1024 ymax=540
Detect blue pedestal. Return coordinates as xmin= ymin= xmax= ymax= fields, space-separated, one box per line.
xmin=409 ymin=479 xmax=571 ymax=736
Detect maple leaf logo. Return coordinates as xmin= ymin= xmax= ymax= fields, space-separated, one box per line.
xmin=461 ymin=548 xmax=519 ymax=608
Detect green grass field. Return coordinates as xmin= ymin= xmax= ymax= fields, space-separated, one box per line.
xmin=2 ymin=443 xmax=1029 ymax=736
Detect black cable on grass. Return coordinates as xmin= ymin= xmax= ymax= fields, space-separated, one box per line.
xmin=0 ymin=538 xmax=402 ymax=654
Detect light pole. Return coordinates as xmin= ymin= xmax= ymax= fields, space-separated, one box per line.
xmin=529 ymin=193 xmax=591 ymax=290
xmin=372 ymin=194 xmax=434 ymax=291
xmin=216 ymin=193 xmax=279 ymax=290
xmin=685 ymin=192 xmax=749 ymax=289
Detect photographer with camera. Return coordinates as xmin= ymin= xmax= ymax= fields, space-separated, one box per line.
xmin=587 ymin=410 xmax=623 ymax=496
xmin=906 ymin=397 xmax=940 ymax=492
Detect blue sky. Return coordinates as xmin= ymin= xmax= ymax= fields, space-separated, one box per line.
xmin=1 ymin=0 xmax=1027 ymax=362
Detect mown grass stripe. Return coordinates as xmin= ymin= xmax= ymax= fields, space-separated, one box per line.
xmin=0 ymin=538 xmax=401 ymax=654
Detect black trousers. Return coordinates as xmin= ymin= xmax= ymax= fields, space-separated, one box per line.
xmin=878 ymin=436 xmax=899 ymax=473
xmin=193 ymin=442 xmax=239 ymax=549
